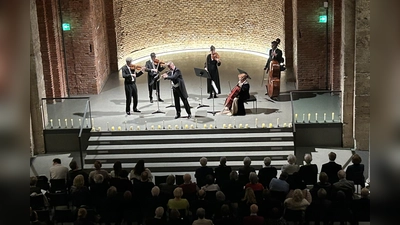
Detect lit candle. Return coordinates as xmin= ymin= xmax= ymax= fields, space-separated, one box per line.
xmin=185 ymin=124 xmax=189 ymax=129
xmin=261 ymin=123 xmax=266 ymax=128
xmin=58 ymin=119 xmax=61 ymax=128
xmin=277 ymin=118 xmax=279 ymax=127
xmin=79 ymin=119 xmax=81 ymax=128
xmin=190 ymin=124 xmax=194 ymax=129
xmin=65 ymin=119 xmax=68 ymax=128
xmin=324 ymin=113 xmax=326 ymax=122
xmin=111 ymin=126 xmax=115 ymax=131
xmin=308 ymin=113 xmax=311 ymax=122
xmin=71 ymin=119 xmax=74 ymax=128
xmin=151 ymin=125 xmax=154 ymax=130
xmin=209 ymin=124 xmax=213 ymax=129
xmin=245 ymin=124 xmax=249 ymax=128
xmin=302 ymin=114 xmax=305 ymax=122
xmin=117 ymin=126 xmax=121 ymax=131
xmin=204 ymin=124 xmax=207 ymax=129
xmin=255 ymin=118 xmax=258 ymax=128
xmin=107 ymin=122 xmax=109 ymax=131
xmin=97 ymin=127 xmax=101 ymax=131
xmin=145 ymin=121 xmax=147 ymax=130
xmin=239 ymin=124 xmax=243 ymax=128
xmin=283 ymin=123 xmax=287 ymax=127
xmin=332 ymin=112 xmax=334 ymax=121
xmin=168 ymin=125 xmax=172 ymax=130
xmin=288 ymin=123 xmax=292 ymax=127
xmin=295 ymin=114 xmax=298 ymax=122
xmin=162 ymin=120 xmax=165 ymax=129
xmin=228 ymin=124 xmax=232 ymax=129
xmin=50 ymin=119 xmax=53 ymax=128
xmin=269 ymin=123 xmax=273 ymax=128
xmin=136 ymin=126 xmax=139 ymax=130
xmin=175 ymin=125 xmax=179 ymax=130
xmin=158 ymin=125 xmax=162 ymax=130
xmin=223 ymin=124 xmax=227 ymax=128
xmin=130 ymin=126 xmax=134 ymax=130
xmin=315 ymin=113 xmax=318 ymax=122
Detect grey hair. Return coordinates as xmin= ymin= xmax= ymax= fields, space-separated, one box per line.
xmin=243 ymin=157 xmax=251 ymax=166
xmin=200 ymin=157 xmax=208 ymax=166
xmin=151 ymin=186 xmax=160 ymax=196
xmin=304 ymin=154 xmax=312 ymax=164
xmin=249 ymin=172 xmax=258 ymax=184
xmin=287 ymin=154 xmax=296 ymax=164
xmin=220 ymin=156 xmax=227 ymax=165
xmin=126 ymin=57 xmax=132 ymax=63
xmin=264 ymin=157 xmax=272 ymax=166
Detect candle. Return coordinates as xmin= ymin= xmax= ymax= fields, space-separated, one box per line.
xmin=261 ymin=123 xmax=266 ymax=128
xmin=79 ymin=119 xmax=81 ymax=128
xmin=223 ymin=124 xmax=227 ymax=128
xmin=151 ymin=125 xmax=154 ymax=130
xmin=308 ymin=113 xmax=310 ymax=122
xmin=255 ymin=118 xmax=258 ymax=128
xmin=245 ymin=124 xmax=249 ymax=128
xmin=180 ymin=121 xmax=183 ymax=129
xmin=283 ymin=123 xmax=287 ymax=127
xmin=214 ymin=120 xmax=216 ymax=128
xmin=71 ymin=119 xmax=74 ymax=128
xmin=124 ymin=121 xmax=127 ymax=130
xmin=185 ymin=124 xmax=189 ymax=129
xmin=190 ymin=124 xmax=194 ymax=129
xmin=295 ymin=114 xmax=298 ymax=122
xmin=234 ymin=118 xmax=236 ymax=128
xmin=239 ymin=124 xmax=243 ymax=128
xmin=288 ymin=123 xmax=292 ymax=127
xmin=228 ymin=124 xmax=232 ymax=128
xmin=50 ymin=119 xmax=53 ymax=128
xmin=162 ymin=120 xmax=165 ymax=129
xmin=130 ymin=126 xmax=134 ymax=130
xmin=277 ymin=118 xmax=279 ymax=127
xmin=332 ymin=112 xmax=334 ymax=121
xmin=302 ymin=114 xmax=305 ymax=122
xmin=58 ymin=119 xmax=61 ymax=128
xmin=118 ymin=126 xmax=121 ymax=131
xmin=209 ymin=124 xmax=213 ymax=129
xmin=65 ymin=119 xmax=68 ymax=128
xmin=97 ymin=127 xmax=101 ymax=131
xmin=111 ymin=126 xmax=115 ymax=131
xmin=324 ymin=113 xmax=326 ymax=122
xmin=91 ymin=118 xmax=94 ymax=128
xmin=195 ymin=119 xmax=198 ymax=128
xmin=107 ymin=122 xmax=109 ymax=131
xmin=204 ymin=124 xmax=207 ymax=129
xmin=168 ymin=125 xmax=172 ymax=130
xmin=315 ymin=113 xmax=318 ymax=122
xmin=269 ymin=123 xmax=273 ymax=128
xmin=136 ymin=126 xmax=139 ymax=130
xmin=158 ymin=125 xmax=161 ymax=130
xmin=175 ymin=125 xmax=179 ymax=130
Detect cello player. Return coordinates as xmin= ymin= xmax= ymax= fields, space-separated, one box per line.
xmin=222 ymin=73 xmax=250 ymax=116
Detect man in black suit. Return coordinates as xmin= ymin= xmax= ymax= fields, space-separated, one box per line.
xmin=161 ymin=61 xmax=192 ymax=119
xmin=264 ymin=38 xmax=284 ymax=72
xmin=122 ymin=57 xmax=144 ymax=115
xmin=214 ymin=156 xmax=232 ymax=186
xmin=321 ymin=152 xmax=342 ymax=184
xmin=333 ymin=170 xmax=355 ymax=202
xmin=145 ymin=53 xmax=165 ymax=103
xmin=258 ymin=157 xmax=277 ymax=188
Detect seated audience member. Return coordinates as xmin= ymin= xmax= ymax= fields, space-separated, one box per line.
xmin=68 ymin=160 xmax=89 ymax=189
xmin=321 ymin=152 xmax=342 ymax=184
xmin=167 ymin=187 xmax=190 ymax=216
xmin=307 ymin=188 xmax=332 ymax=225
xmin=145 ymin=186 xmax=164 ymax=220
xmin=243 ymin=204 xmax=264 ymax=225
xmin=238 ymin=187 xmax=258 ymax=219
xmin=110 ymin=161 xmax=122 ymax=178
xmin=214 ymin=156 xmax=232 ymax=186
xmin=257 ymin=157 xmax=277 ymax=189
xmin=346 ymin=154 xmax=366 ymax=188
xmin=298 ymin=153 xmax=318 ymax=185
xmin=245 ymin=172 xmax=264 ymax=191
xmin=167 ymin=209 xmax=185 ymax=225
xmin=30 ymin=176 xmax=42 ymax=195
xmin=90 ymin=174 xmax=109 ymax=208
xmin=88 ymin=161 xmax=110 ymax=184
xmin=212 ymin=191 xmax=229 ymax=219
xmin=351 ymin=188 xmax=370 ymax=222
xmin=190 ymin=189 xmax=211 ymax=219
xmin=130 ymin=159 xmax=153 ymax=182
xmin=179 ymin=173 xmax=199 ymax=200
xmin=100 ymin=186 xmax=122 ymax=224
xmin=201 ymin=174 xmax=220 ymax=192
xmin=70 ymin=175 xmax=91 ymax=208
xmin=213 ymin=204 xmax=238 ymax=225
xmin=284 ymin=189 xmax=310 ymax=211
xmin=221 ymin=171 xmax=243 ymax=203
xmin=133 ymin=171 xmax=155 ymax=201
xmin=332 ymin=170 xmax=355 ymax=201
xmin=49 ymin=158 xmax=68 ymax=180
xmin=159 ymin=174 xmax=177 ymax=198
xmin=74 ymin=207 xmax=94 ymax=225
xmin=269 ymin=172 xmax=290 ymax=194
xmin=145 ymin=206 xmax=167 ymax=225
xmin=113 ymin=170 xmax=133 ymax=193
xmin=281 ymin=154 xmax=299 ymax=175
xmin=330 ymin=190 xmax=354 ymax=224
xmin=192 ymin=208 xmax=213 ymax=225
xmin=265 ymin=207 xmax=286 ymax=225
xmin=310 ymin=172 xmax=332 ymax=200
xmin=195 ymin=157 xmax=214 ymax=188
xmin=287 ymin=172 xmax=307 ymax=191
xmin=238 ymin=157 xmax=256 ymax=187
xmin=258 ymin=189 xmax=282 ymax=219
xmin=286 ymin=174 xmax=312 ymax=205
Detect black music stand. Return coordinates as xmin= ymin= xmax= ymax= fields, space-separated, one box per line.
xmin=150 ymin=75 xmax=165 ymax=114
xmin=194 ymin=68 xmax=210 ymax=109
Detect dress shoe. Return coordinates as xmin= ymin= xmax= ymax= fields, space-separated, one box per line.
xmin=187 ymin=114 xmax=192 ymax=119
xmin=174 ymin=114 xmax=181 ymax=119
xmin=133 ymin=109 xmax=141 ymax=113
xmin=150 ymin=99 xmax=153 ymax=103
xmin=207 ymin=95 xmax=213 ymax=99
xmin=126 ymin=112 xmax=130 ymax=115
xmin=158 ymin=98 xmax=164 ymax=102
xmin=214 ymin=94 xmax=218 ymax=98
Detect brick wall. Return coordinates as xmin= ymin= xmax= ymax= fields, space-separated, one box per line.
xmin=105 ymin=0 xmax=118 ymax=72
xmin=114 ymin=0 xmax=285 ymax=67
xmin=330 ymin=0 xmax=342 ymax=91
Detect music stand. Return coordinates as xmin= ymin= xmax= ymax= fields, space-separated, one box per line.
xmin=151 ymin=76 xmax=165 ymax=114
xmin=194 ymin=68 xmax=210 ymax=109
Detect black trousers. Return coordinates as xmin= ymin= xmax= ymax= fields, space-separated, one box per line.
xmin=125 ymin=84 xmax=138 ymax=112
xmin=148 ymin=77 xmax=161 ymax=99
xmin=173 ymin=88 xmax=191 ymax=115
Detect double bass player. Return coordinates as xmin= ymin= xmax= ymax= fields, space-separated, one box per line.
xmin=264 ymin=38 xmax=284 ymax=99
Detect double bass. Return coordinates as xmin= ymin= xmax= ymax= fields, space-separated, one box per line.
xmin=266 ymin=59 xmax=281 ymax=98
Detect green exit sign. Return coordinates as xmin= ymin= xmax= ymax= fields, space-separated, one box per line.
xmin=62 ymin=23 xmax=71 ymax=31
xmin=319 ymin=15 xmax=327 ymax=23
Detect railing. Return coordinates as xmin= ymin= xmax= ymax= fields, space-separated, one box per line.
xmin=290 ymin=90 xmax=342 ymax=132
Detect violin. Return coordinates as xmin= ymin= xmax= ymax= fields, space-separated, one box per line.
xmin=212 ymin=52 xmax=220 ymax=60
xmin=129 ymin=64 xmax=143 ymax=70
xmin=153 ymin=59 xmax=166 ymax=66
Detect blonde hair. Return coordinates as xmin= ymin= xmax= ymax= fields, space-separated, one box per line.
xmin=73 ymin=175 xmax=85 ymax=188
xmin=292 ymin=189 xmax=304 ymax=202
xmin=173 ymin=187 xmax=183 ymax=198
xmin=242 ymin=187 xmax=257 ymax=204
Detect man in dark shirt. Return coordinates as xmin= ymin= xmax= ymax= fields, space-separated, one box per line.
xmin=214 ymin=156 xmax=232 ymax=186
xmin=258 ymin=157 xmax=277 ymax=188
xmin=195 ymin=157 xmax=214 ymax=188
xmin=321 ymin=152 xmax=342 ymax=184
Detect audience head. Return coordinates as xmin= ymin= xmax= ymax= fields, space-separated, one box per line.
xmin=221 ymin=204 xmax=230 ymax=217
xmin=279 ymin=171 xmax=289 ymax=180
xmin=249 ymin=172 xmax=258 ymax=184
xmin=107 ymin=186 xmax=117 ymax=197
xmin=319 ymin=172 xmax=329 ymax=183
xmin=287 ymin=154 xmax=296 ymax=164
xmin=200 ymin=157 xmax=208 ymax=166
xmin=220 ymin=156 xmax=227 ymax=166
xmin=243 ymin=187 xmax=256 ymax=204
xmin=94 ymin=160 xmax=102 ymax=170
xmin=205 ymin=174 xmax=214 ymax=185
xmin=264 ymin=157 xmax=272 ymax=166
xmin=155 ymin=206 xmax=164 ymax=218
xmin=151 ymin=186 xmax=160 ymax=196
xmin=69 ymin=160 xmax=78 ymax=170
xmin=317 ymin=188 xmax=327 ymax=199
xmin=30 ymin=176 xmax=38 ymax=186
xmin=230 ymin=170 xmax=238 ymax=181
xmin=196 ymin=208 xmax=206 ymax=219
xmin=337 ymin=170 xmax=346 ymax=180
xmin=94 ymin=174 xmax=104 ymax=184
xmin=361 ymin=188 xmax=370 ymax=198
xmin=53 ymin=158 xmax=61 ymax=165
xmin=141 ymin=171 xmax=149 ymax=181
xmin=216 ymin=191 xmax=226 ymax=202
xmin=250 ymin=204 xmax=258 ymax=214
xmin=243 ymin=157 xmax=252 ymax=166
xmin=73 ymin=174 xmax=85 ymax=188
xmin=328 ymin=152 xmax=337 ymax=161
xmin=336 ymin=190 xmax=346 ymax=201
xmin=173 ymin=187 xmax=183 ymax=198
xmin=262 ymin=188 xmax=271 ymax=198
xmin=113 ymin=161 xmax=122 ymax=174
xmin=183 ymin=173 xmax=192 ymax=183
xmin=77 ymin=208 xmax=87 ymax=219
xmin=292 ymin=189 xmax=304 ymax=202
xmin=119 ymin=170 xmax=129 ymax=179
xmin=166 ymin=174 xmax=176 ymax=185
xmin=304 ymin=153 xmax=312 ymax=164
xmin=198 ymin=189 xmax=206 ymax=199
xmin=169 ymin=208 xmax=180 ymax=219
xmin=134 ymin=159 xmax=145 ymax=175
xmin=352 ymin=154 xmax=362 ymax=165
xmin=123 ymin=190 xmax=132 ymax=200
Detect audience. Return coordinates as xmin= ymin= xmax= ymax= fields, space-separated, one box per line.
xmin=321 ymin=152 xmax=342 ymax=184
xmin=49 ymin=158 xmax=68 ymax=180
xmin=269 ymin=172 xmax=290 ymax=194
xmin=167 ymin=209 xmax=185 ymax=225
xmin=146 ymin=206 xmax=167 ymax=225
xmin=298 ymin=153 xmax=318 ymax=185
xmin=332 ymin=170 xmax=355 ymax=201
xmin=159 ymin=174 xmax=178 ymax=197
xmin=110 ymin=161 xmax=122 ymax=178
xmin=30 ymin=176 xmax=42 ymax=195
xmin=346 ymin=154 xmax=366 ymax=188
xmin=68 ymin=160 xmax=89 ymax=189
xmin=213 ymin=204 xmax=238 ymax=225
xmin=281 ymin=154 xmax=299 ymax=175
xmin=310 ymin=172 xmax=332 ymax=200
xmin=195 ymin=157 xmax=214 ymax=188
xmin=238 ymin=157 xmax=256 ymax=187
xmin=130 ymin=159 xmax=153 ymax=182
xmin=214 ymin=156 xmax=232 ymax=186
xmin=167 ymin=187 xmax=190 ymax=216
xmin=242 ymin=204 xmax=264 ymax=225
xmin=201 ymin=174 xmax=220 ymax=192
xmin=88 ymin=161 xmax=110 ymax=184
xmin=245 ymin=172 xmax=264 ymax=191
xmin=307 ymin=188 xmax=332 ymax=225
xmin=193 ymin=208 xmax=213 ymax=225
xmin=221 ymin=171 xmax=243 ymax=204
xmin=70 ymin=174 xmax=91 ymax=208
xmin=179 ymin=173 xmax=199 ymax=200
xmin=257 ymin=157 xmax=277 ymax=189
xmin=74 ymin=207 xmax=94 ymax=225
xmin=238 ymin=187 xmax=257 ymax=219
xmin=284 ymin=189 xmax=310 ymax=211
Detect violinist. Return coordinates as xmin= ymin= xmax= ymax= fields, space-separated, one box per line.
xmin=222 ymin=73 xmax=250 ymax=116
xmin=145 ymin=53 xmax=165 ymax=103
xmin=122 ymin=57 xmax=145 ymax=115
xmin=205 ymin=45 xmax=221 ymax=99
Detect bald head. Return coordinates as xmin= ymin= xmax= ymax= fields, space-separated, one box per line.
xmin=337 ymin=170 xmax=346 ymax=179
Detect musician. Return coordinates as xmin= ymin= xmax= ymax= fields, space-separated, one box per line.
xmin=264 ymin=38 xmax=284 ymax=72
xmin=145 ymin=53 xmax=165 ymax=103
xmin=122 ymin=57 xmax=144 ymax=115
xmin=222 ymin=73 xmax=250 ymax=116
xmin=205 ymin=45 xmax=221 ymax=99
xmin=161 ymin=62 xmax=192 ymax=119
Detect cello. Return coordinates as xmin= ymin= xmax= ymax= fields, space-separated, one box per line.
xmin=266 ymin=59 xmax=281 ymax=98
xmin=224 ymin=73 xmax=248 ymax=109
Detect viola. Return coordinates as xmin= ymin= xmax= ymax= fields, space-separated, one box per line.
xmin=153 ymin=59 xmax=166 ymax=66
xmin=129 ymin=64 xmax=143 ymax=70
xmin=212 ymin=52 xmax=220 ymax=60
